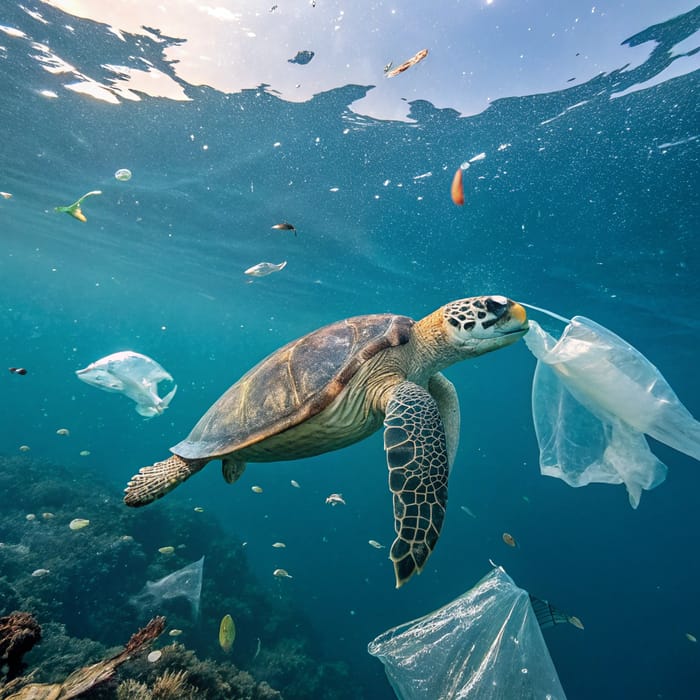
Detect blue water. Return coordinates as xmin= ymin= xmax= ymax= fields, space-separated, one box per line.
xmin=1 ymin=1 xmax=699 ymax=698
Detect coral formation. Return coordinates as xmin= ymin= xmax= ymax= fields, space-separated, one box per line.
xmin=0 ymin=455 xmax=362 ymax=699
xmin=0 ymin=612 xmax=41 ymax=681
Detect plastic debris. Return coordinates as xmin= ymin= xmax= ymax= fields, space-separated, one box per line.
xmin=129 ymin=556 xmax=204 ymax=619
xmin=55 ymin=189 xmax=102 ymax=222
xmin=368 ymin=566 xmax=569 ymax=699
xmin=76 ymin=351 xmax=177 ymax=418
xmin=524 ymin=315 xmax=700 ymax=508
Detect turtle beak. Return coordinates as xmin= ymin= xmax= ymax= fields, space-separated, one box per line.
xmin=495 ymin=300 xmax=529 ymax=335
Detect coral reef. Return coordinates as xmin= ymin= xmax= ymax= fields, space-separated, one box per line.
xmin=0 ymin=612 xmax=41 ymax=681
xmin=0 ymin=455 xmax=362 ymax=699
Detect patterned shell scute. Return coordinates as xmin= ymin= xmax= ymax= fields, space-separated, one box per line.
xmin=173 ymin=314 xmax=414 ymax=459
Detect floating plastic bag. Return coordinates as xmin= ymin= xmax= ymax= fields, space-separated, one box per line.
xmin=524 ymin=315 xmax=700 ymax=507
xmin=129 ymin=556 xmax=204 ymax=619
xmin=368 ymin=567 xmax=568 ymax=700
xmin=76 ymin=351 xmax=177 ymax=418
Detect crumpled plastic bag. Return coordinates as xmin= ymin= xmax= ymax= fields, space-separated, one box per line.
xmin=368 ymin=567 xmax=567 ymax=700
xmin=76 ymin=350 xmax=177 ymax=418
xmin=524 ymin=316 xmax=700 ymax=507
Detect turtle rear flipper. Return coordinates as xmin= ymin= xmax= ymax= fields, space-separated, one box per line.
xmin=384 ymin=381 xmax=449 ymax=588
xmin=124 ymin=455 xmax=205 ymax=507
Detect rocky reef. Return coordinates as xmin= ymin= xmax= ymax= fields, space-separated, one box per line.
xmin=0 ymin=455 xmax=360 ymax=699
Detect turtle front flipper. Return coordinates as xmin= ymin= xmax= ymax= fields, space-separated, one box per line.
xmin=124 ymin=455 xmax=206 ymax=507
xmin=383 ymin=381 xmax=449 ymax=588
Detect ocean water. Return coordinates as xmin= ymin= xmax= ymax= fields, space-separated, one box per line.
xmin=1 ymin=1 xmax=699 ymax=698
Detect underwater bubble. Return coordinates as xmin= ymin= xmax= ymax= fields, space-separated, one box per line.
xmin=114 ymin=168 xmax=132 ymax=181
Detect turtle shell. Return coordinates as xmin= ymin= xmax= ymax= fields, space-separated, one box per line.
xmin=172 ymin=314 xmax=414 ymax=459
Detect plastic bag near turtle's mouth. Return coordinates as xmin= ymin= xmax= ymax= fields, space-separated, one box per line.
xmin=523 ymin=313 xmax=700 ymax=508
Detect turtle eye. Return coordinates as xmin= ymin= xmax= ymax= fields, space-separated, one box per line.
xmin=485 ymin=296 xmax=508 ymax=317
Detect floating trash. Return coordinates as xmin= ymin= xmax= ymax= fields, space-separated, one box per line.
xmin=9 ymin=367 xmax=27 ymax=375
xmin=25 ymin=514 xmax=36 ymax=521
xmin=290 ymin=479 xmax=300 ymax=488
xmin=385 ymin=48 xmax=428 ymax=78
xmin=325 ymin=493 xmax=346 ymax=506
xmin=31 ymin=568 xmax=50 ymax=577
xmin=169 ymin=628 xmax=183 ymax=637
xmin=368 ymin=540 xmax=385 ymax=549
xmin=158 ymin=546 xmax=175 ymax=555
xmin=244 ymin=261 xmax=287 ymax=277
xmin=147 ymin=650 xmax=162 ymax=663
xmin=56 ymin=428 xmax=70 ymax=436
xmin=273 ymin=568 xmax=293 ymax=579
xmin=18 ymin=445 xmax=30 ymax=452
xmin=502 ymin=532 xmax=517 ymax=548
xmin=114 ymin=168 xmax=132 ymax=182
xmin=272 ymin=542 xmax=286 ymax=548
xmin=76 ymin=351 xmax=177 ymax=418
xmin=219 ymin=613 xmax=236 ymax=652
xmin=288 ymin=50 xmax=314 ymax=65
xmin=55 ymin=190 xmax=102 ymax=222
xmin=129 ymin=556 xmax=204 ymax=620
xmin=251 ymin=485 xmax=263 ymax=494
xmin=79 ymin=450 xmax=91 ymax=457
xmin=69 ymin=518 xmax=90 ymax=531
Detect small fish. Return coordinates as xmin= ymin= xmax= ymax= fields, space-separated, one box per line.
xmin=31 ymin=568 xmax=50 ymax=577
xmin=169 ymin=628 xmax=183 ymax=637
xmin=79 ymin=450 xmax=91 ymax=457
xmin=194 ymin=506 xmax=205 ymax=513
xmin=251 ymin=485 xmax=263 ymax=493
xmin=450 ymin=167 xmax=465 ymax=206
xmin=686 ymin=632 xmax=697 ymax=643
xmin=385 ymin=48 xmax=429 ymax=78
xmin=460 ymin=504 xmax=477 ymax=518
xmin=272 ymin=542 xmax=286 ymax=548
xmin=19 ymin=445 xmax=30 ymax=452
xmin=42 ymin=512 xmax=54 ymax=520
xmin=568 ymin=615 xmax=585 ymax=630
xmin=9 ymin=367 xmax=27 ymax=375
xmin=0 ymin=191 xmax=12 ymax=199
xmin=244 ymin=261 xmax=287 ymax=277
xmin=325 ymin=493 xmax=346 ymax=506
xmin=56 ymin=428 xmax=70 ymax=436
xmin=383 ymin=61 xmax=393 ymax=74
xmin=273 ymin=568 xmax=293 ymax=579
xmin=271 ymin=222 xmax=297 ymax=236
xmin=502 ymin=532 xmax=517 ymax=548
xmin=55 ymin=190 xmax=102 ymax=222
xmin=290 ymin=479 xmax=301 ymax=488
xmin=269 ymin=4 xmax=278 ymax=11
xmin=25 ymin=514 xmax=36 ymax=521
xmin=158 ymin=546 xmax=175 ymax=554
xmin=69 ymin=518 xmax=90 ymax=530
xmin=147 ymin=650 xmax=162 ymax=663
xmin=368 ymin=540 xmax=385 ymax=549
xmin=219 ymin=614 xmax=236 ymax=652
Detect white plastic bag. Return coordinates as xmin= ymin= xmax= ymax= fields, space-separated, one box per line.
xmin=368 ymin=567 xmax=567 ymax=699
xmin=76 ymin=350 xmax=177 ymax=418
xmin=524 ymin=316 xmax=700 ymax=507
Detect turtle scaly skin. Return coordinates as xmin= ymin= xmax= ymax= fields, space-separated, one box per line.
xmin=125 ymin=295 xmax=528 ymax=587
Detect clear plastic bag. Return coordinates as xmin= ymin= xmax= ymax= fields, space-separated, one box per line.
xmin=368 ymin=567 xmax=567 ymax=700
xmin=76 ymin=350 xmax=177 ymax=418
xmin=524 ymin=316 xmax=700 ymax=507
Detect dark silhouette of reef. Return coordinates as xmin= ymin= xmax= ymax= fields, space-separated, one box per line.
xmin=0 ymin=455 xmax=362 ymax=700
xmin=0 ymin=612 xmax=41 ymax=682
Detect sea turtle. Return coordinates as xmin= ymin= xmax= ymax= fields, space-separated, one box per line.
xmin=124 ymin=295 xmax=528 ymax=587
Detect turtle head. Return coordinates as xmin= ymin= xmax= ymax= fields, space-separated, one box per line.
xmin=440 ymin=295 xmax=528 ymax=357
